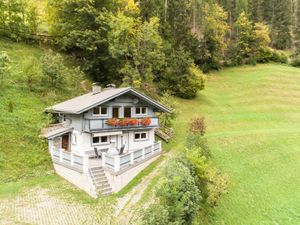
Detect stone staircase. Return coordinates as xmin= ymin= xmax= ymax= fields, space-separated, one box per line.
xmin=89 ymin=167 xmax=112 ymax=196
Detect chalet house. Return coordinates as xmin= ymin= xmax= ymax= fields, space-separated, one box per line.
xmin=43 ymin=84 xmax=170 ymax=197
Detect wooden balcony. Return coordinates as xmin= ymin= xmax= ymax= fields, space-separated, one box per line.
xmin=84 ymin=117 xmax=159 ymax=132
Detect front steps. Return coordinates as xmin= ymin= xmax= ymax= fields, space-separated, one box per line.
xmin=89 ymin=167 xmax=112 ymax=196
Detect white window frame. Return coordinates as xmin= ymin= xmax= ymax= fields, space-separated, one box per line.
xmin=135 ymin=107 xmax=147 ymax=116
xmin=93 ymin=106 xmax=109 ymax=116
xmin=134 ymin=131 xmax=148 ymax=141
xmin=92 ymin=135 xmax=110 ymax=145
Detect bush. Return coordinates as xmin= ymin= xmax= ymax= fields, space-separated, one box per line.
xmin=271 ymin=50 xmax=288 ymax=64
xmin=186 ymin=134 xmax=211 ymax=159
xmin=188 ymin=117 xmax=206 ymax=136
xmin=41 ymin=51 xmax=66 ymax=89
xmin=290 ymin=55 xmax=300 ymax=67
xmin=177 ymin=65 xmax=206 ymax=99
xmin=158 ymin=91 xmax=178 ymax=128
xmin=142 ymin=204 xmax=169 ymax=225
xmin=156 ymin=160 xmax=203 ymax=224
xmin=22 ymin=57 xmax=41 ymax=91
xmin=0 ymin=51 xmax=10 ymax=86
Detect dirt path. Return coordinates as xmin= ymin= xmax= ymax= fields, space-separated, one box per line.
xmin=112 ymin=154 xmax=168 ymax=225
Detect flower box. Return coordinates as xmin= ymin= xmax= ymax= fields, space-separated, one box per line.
xmin=106 ymin=118 xmax=119 ymax=126
xmin=141 ymin=117 xmax=151 ymax=126
xmin=129 ymin=118 xmax=139 ymax=126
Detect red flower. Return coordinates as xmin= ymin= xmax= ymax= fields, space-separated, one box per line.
xmin=106 ymin=118 xmax=119 ymax=126
xmin=129 ymin=118 xmax=139 ymax=126
xmin=141 ymin=117 xmax=151 ymax=126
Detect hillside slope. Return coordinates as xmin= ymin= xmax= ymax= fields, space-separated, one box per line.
xmin=170 ymin=64 xmax=300 ymax=224
xmin=0 ymin=39 xmax=87 ymax=183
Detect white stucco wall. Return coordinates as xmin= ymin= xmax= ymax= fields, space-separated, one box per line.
xmin=53 ymin=163 xmax=96 ymax=197
xmin=105 ymin=154 xmax=161 ymax=193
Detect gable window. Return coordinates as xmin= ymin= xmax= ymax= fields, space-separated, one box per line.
xmin=134 ymin=132 xmax=148 ymax=141
xmin=92 ymin=136 xmax=109 ymax=145
xmin=93 ymin=106 xmax=108 ymax=116
xmin=135 ymin=107 xmax=147 ymax=116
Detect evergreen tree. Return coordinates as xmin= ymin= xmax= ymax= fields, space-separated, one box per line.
xmin=271 ymin=0 xmax=292 ymax=49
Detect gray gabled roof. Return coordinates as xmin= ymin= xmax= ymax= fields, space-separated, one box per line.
xmin=43 ymin=127 xmax=73 ymax=139
xmin=46 ymin=87 xmax=171 ymax=114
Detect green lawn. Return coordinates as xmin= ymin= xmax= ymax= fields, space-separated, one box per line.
xmin=0 ymin=38 xmax=87 ymax=183
xmin=170 ymin=64 xmax=300 ymax=224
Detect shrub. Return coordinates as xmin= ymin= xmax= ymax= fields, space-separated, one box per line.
xmin=290 ymin=55 xmax=300 ymax=67
xmin=41 ymin=51 xmax=66 ymax=89
xmin=186 ymin=134 xmax=211 ymax=159
xmin=188 ymin=117 xmax=206 ymax=136
xmin=142 ymin=204 xmax=169 ymax=225
xmin=158 ymin=91 xmax=177 ymax=128
xmin=271 ymin=50 xmax=288 ymax=64
xmin=0 ymin=51 xmax=10 ymax=86
xmin=177 ymin=65 xmax=206 ymax=99
xmin=8 ymin=101 xmax=13 ymax=113
xmin=22 ymin=57 xmax=41 ymax=91
xmin=156 ymin=160 xmax=202 ymax=224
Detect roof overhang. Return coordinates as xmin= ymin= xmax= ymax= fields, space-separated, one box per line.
xmin=44 ymin=127 xmax=73 ymax=139
xmin=46 ymin=87 xmax=171 ymax=115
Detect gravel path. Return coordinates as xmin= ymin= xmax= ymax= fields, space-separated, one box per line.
xmin=0 ymin=155 xmax=169 ymax=225
xmin=0 ymin=188 xmax=113 ymax=225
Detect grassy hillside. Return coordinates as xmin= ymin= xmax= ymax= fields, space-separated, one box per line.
xmin=0 ymin=38 xmax=87 ymax=183
xmin=169 ymin=64 xmax=300 ymax=224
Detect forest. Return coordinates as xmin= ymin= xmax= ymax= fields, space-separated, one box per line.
xmin=1 ymin=0 xmax=300 ymax=99
xmin=1 ymin=1 xmax=300 ymax=225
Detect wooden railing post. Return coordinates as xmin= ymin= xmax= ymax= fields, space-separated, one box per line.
xmin=142 ymin=148 xmax=145 ymax=159
xmin=159 ymin=141 xmax=162 ymax=152
xmin=59 ymin=149 xmax=63 ymax=162
xmin=130 ymin=151 xmax=134 ymax=165
xmin=51 ymin=146 xmax=54 ymax=159
xmin=70 ymin=152 xmax=74 ymax=166
xmin=114 ymin=156 xmax=120 ymax=172
xmin=83 ymin=155 xmax=89 ymax=173
xmin=102 ymin=152 xmax=106 ymax=168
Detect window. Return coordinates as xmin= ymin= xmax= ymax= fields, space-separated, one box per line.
xmin=124 ymin=107 xmax=131 ymax=118
xmin=93 ymin=106 xmax=108 ymax=116
xmin=92 ymin=136 xmax=109 ymax=145
xmin=134 ymin=132 xmax=148 ymax=141
xmin=135 ymin=107 xmax=147 ymax=116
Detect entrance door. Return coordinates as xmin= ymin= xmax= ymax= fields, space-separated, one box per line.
xmin=61 ymin=134 xmax=70 ymax=151
xmin=124 ymin=107 xmax=131 ymax=118
xmin=120 ymin=132 xmax=129 ymax=152
xmin=112 ymin=107 xmax=119 ymax=118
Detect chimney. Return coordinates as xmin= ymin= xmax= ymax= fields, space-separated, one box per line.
xmin=92 ymin=82 xmax=101 ymax=95
xmin=105 ymin=84 xmax=116 ymax=90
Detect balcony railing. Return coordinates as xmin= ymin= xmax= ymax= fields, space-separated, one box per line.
xmin=102 ymin=141 xmax=162 ymax=172
xmin=84 ymin=117 xmax=159 ymax=131
xmin=51 ymin=147 xmax=89 ymax=173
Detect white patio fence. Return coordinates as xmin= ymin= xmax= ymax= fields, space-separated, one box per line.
xmin=102 ymin=141 xmax=162 ymax=172
xmin=50 ymin=147 xmax=89 ymax=173
xmin=50 ymin=141 xmax=162 ymax=173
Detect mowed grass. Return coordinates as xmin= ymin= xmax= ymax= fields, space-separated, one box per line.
xmin=169 ymin=64 xmax=300 ymax=224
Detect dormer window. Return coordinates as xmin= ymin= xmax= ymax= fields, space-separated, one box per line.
xmin=93 ymin=106 xmax=108 ymax=116
xmin=135 ymin=107 xmax=147 ymax=116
